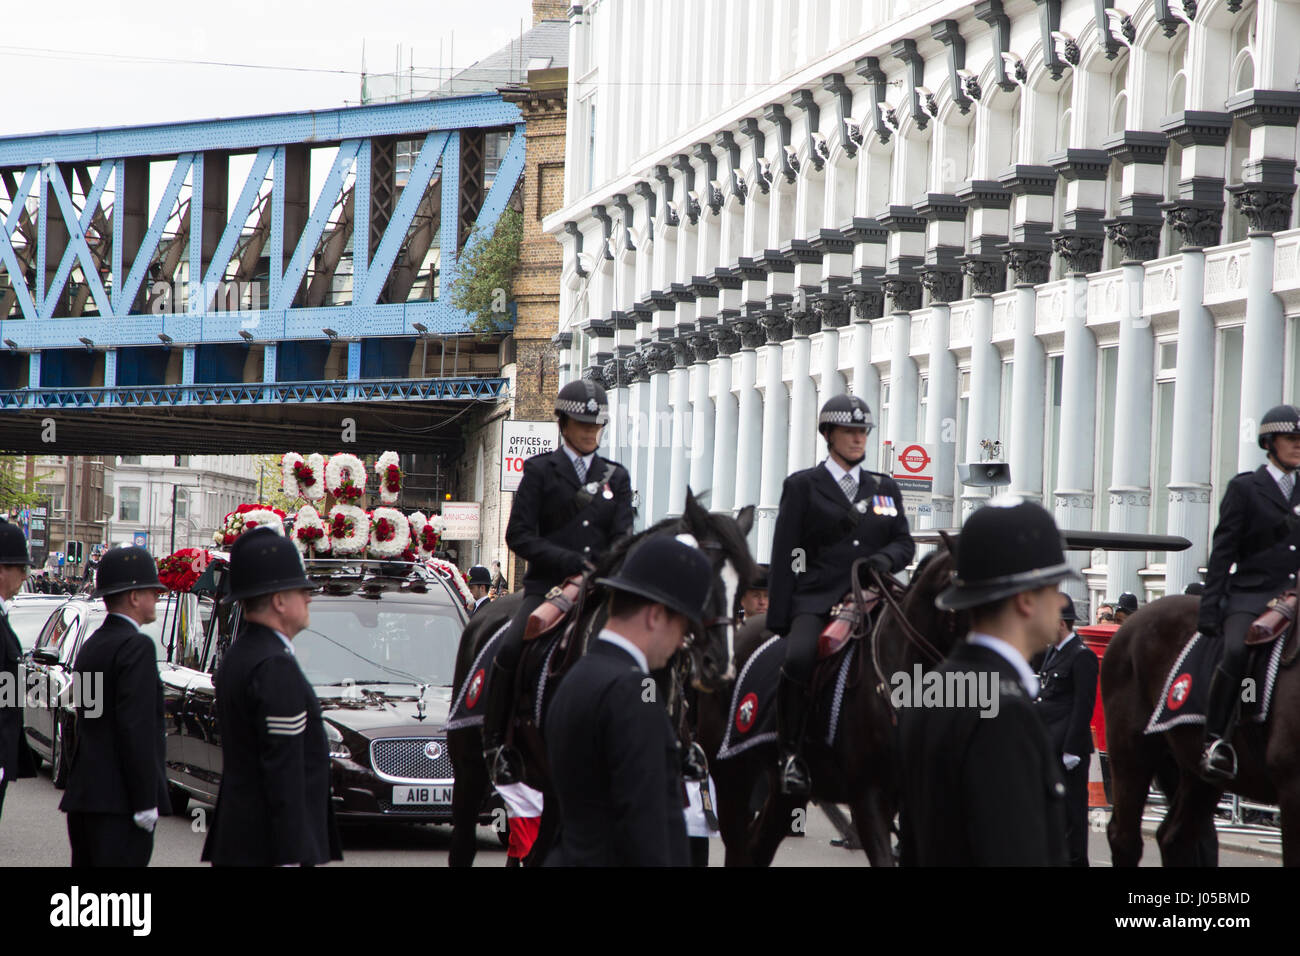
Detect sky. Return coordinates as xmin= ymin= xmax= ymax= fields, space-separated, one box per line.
xmin=1 ymin=0 xmax=537 ymax=137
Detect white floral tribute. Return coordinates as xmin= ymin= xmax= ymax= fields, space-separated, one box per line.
xmin=367 ymin=507 xmax=411 ymax=558
xmin=301 ymin=453 xmax=327 ymax=502
xmin=238 ymin=508 xmax=285 ymax=537
xmin=281 ymin=453 xmax=304 ymax=499
xmin=327 ymin=504 xmax=370 ymax=555
xmin=325 ymin=452 xmax=367 ymax=502
xmin=375 ymin=451 xmax=402 ymax=505
xmin=427 ymin=556 xmax=473 ymax=608
xmin=292 ymin=504 xmax=331 ymax=557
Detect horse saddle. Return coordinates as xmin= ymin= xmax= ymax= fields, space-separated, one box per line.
xmin=524 ymin=575 xmax=586 ymax=641
xmin=817 ymin=588 xmax=881 ymax=659
xmin=1246 ymin=591 xmax=1299 ymax=647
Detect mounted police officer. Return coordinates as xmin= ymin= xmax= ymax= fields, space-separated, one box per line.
xmin=544 ymin=537 xmax=712 ymax=866
xmin=201 ymin=527 xmax=341 ymax=866
xmin=60 ymin=546 xmax=170 ymax=866
xmin=1198 ymin=404 xmax=1300 ymax=782
xmin=767 ymin=394 xmax=914 ymax=798
xmin=0 ymin=521 xmax=36 ymax=823
xmin=483 ymin=379 xmax=635 ymax=785
xmin=899 ymin=497 xmax=1073 ymax=866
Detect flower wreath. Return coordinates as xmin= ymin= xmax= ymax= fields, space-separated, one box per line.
xmin=213 ymin=504 xmax=287 ymax=547
xmin=282 ymin=452 xmax=325 ymax=502
xmin=328 ymin=504 xmax=370 ymax=555
xmin=326 ymin=453 xmax=366 ymax=502
xmin=157 ymin=547 xmax=216 ymax=593
xmin=376 ymin=451 xmax=402 ymax=505
xmin=427 ymin=556 xmax=473 ymax=608
xmin=368 ymin=507 xmax=411 ymax=558
xmin=293 ymin=504 xmax=331 ymax=557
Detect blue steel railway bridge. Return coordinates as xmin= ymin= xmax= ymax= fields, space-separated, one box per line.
xmin=0 ymin=95 xmax=524 ymax=455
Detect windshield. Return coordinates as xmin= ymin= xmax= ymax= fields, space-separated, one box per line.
xmin=293 ymin=599 xmax=463 ymax=688
xmin=9 ymin=603 xmax=61 ymax=653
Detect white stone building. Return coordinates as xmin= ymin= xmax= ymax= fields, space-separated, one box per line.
xmin=543 ymin=0 xmax=1300 ymax=612
xmin=107 ymin=455 xmax=259 ymax=555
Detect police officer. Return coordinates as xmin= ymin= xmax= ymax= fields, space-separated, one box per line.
xmin=544 ymin=537 xmax=713 ymax=866
xmin=1034 ymin=594 xmax=1098 ymax=867
xmin=738 ymin=564 xmax=769 ymax=621
xmin=0 ymin=522 xmax=36 ymax=823
xmin=201 ymin=527 xmax=341 ymax=866
xmin=483 ymin=379 xmax=634 ymax=785
xmin=1113 ymin=591 xmax=1139 ymax=625
xmin=59 ymin=547 xmax=170 ymax=866
xmin=899 ymin=496 xmax=1073 ymax=866
xmin=466 ymin=564 xmax=492 ymax=615
xmin=767 ymin=394 xmax=914 ymax=797
xmin=1198 ymin=404 xmax=1300 ymax=782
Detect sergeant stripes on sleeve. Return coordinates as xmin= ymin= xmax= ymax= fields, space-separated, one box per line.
xmin=265 ymin=711 xmax=308 ymax=736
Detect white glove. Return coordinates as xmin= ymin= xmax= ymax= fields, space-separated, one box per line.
xmin=1062 ymin=753 xmax=1081 ymax=771
xmin=132 ymin=808 xmax=159 ymax=832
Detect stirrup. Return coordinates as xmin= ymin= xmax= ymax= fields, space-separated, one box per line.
xmin=487 ymin=744 xmax=523 ymax=787
xmin=778 ymin=753 xmax=810 ymax=798
xmin=1199 ymin=738 xmax=1238 ymax=783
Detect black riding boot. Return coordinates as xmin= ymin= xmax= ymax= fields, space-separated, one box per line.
xmin=1199 ymin=664 xmax=1241 ymax=783
xmin=482 ymin=659 xmax=523 ymax=787
xmin=776 ymin=669 xmax=811 ymax=799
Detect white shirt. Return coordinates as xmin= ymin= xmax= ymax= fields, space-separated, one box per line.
xmin=474 ymin=596 xmax=490 ymax=612
xmin=1052 ymin=631 xmax=1077 ymax=653
xmin=562 ymin=441 xmax=596 ymax=481
xmin=273 ymin=628 xmax=295 ymax=656
xmin=597 ymin=628 xmax=649 ymax=674
xmin=0 ymin=595 xmax=9 ymax=617
xmin=823 ymin=456 xmax=862 ymax=489
xmin=968 ymin=632 xmax=1040 ymax=698
xmin=108 ymin=611 xmax=141 ymax=632
xmin=1266 ymin=461 xmax=1297 ymax=498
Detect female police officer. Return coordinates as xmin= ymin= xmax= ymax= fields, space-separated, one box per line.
xmin=482 ymin=379 xmax=634 ymax=785
xmin=767 ymin=394 xmax=914 ymax=798
xmin=1198 ymin=404 xmax=1300 ymax=782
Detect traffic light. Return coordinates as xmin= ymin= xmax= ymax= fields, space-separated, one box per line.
xmin=68 ymin=541 xmax=83 ymax=563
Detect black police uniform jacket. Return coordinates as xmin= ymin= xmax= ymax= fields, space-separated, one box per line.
xmin=201 ymin=622 xmax=342 ymax=866
xmin=899 ymin=642 xmax=1067 ymax=866
xmin=544 ymin=640 xmax=689 ymax=866
xmin=0 ymin=609 xmax=36 ymax=786
xmin=58 ymin=615 xmax=169 ymax=816
xmin=1035 ymin=635 xmax=1099 ymax=760
xmin=766 ymin=463 xmax=915 ymax=635
xmin=506 ymin=448 xmax=634 ymax=596
xmin=1200 ymin=466 xmax=1300 ymax=634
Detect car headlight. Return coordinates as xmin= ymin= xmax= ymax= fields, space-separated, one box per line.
xmin=324 ymin=720 xmax=350 ymax=759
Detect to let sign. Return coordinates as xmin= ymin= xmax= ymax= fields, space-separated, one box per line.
xmin=500 ymin=420 xmax=559 ymax=493
xmin=891 ymin=442 xmax=936 ymax=523
xmin=440 ymin=502 xmax=481 ymax=540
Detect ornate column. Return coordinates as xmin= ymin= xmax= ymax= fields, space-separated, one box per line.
xmin=757 ymin=305 xmax=792 ymax=561
xmin=667 ymin=334 xmax=693 ymax=517
xmin=880 ymin=274 xmax=921 ymax=465
xmin=642 ymin=291 xmax=677 ymax=526
xmin=688 ymin=325 xmax=718 ymax=507
xmin=1226 ymin=91 xmax=1300 ymax=471
xmin=709 ymin=317 xmax=741 ymax=514
xmin=962 ymin=290 xmax=1001 ymax=520
xmin=810 ymin=229 xmax=854 ymax=420
xmin=1101 ymin=133 xmax=1167 ymax=597
xmin=1160 ymin=110 xmax=1232 ymax=593
xmin=732 ymin=310 xmax=767 ymax=548
xmin=844 ymin=217 xmax=888 ymax=469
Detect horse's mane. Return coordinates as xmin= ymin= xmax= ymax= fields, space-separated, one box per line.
xmin=591 ymin=508 xmax=757 ymax=589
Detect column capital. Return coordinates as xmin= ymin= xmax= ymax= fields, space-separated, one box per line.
xmin=999 ymin=242 xmax=1053 ymax=285
xmin=958 ymin=255 xmax=1007 ymax=295
xmin=1159 ymin=199 xmax=1224 ymax=251
xmin=847 ymin=284 xmax=885 ymax=321
xmin=711 ymin=323 xmax=742 ymax=356
xmin=624 ymin=349 xmax=650 ymax=384
xmin=1226 ymin=182 xmax=1297 ymax=235
xmin=690 ymin=331 xmax=718 ymax=363
xmin=918 ymin=267 xmax=965 ymax=304
xmin=880 ymin=274 xmax=922 ymax=313
xmin=1048 ymin=231 xmax=1104 ymax=276
xmin=761 ymin=310 xmax=794 ymax=344
xmin=552 ymin=332 xmax=573 ymax=348
xmin=583 ymin=364 xmax=609 ymax=389
xmin=1102 ymin=216 xmax=1164 ymax=264
xmin=812 ymin=292 xmax=851 ymax=329
xmin=731 ymin=316 xmax=767 ymax=350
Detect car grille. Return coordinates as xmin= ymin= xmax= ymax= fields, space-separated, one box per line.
xmin=370 ymin=737 xmax=454 ymax=783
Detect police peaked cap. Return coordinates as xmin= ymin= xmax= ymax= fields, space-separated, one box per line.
xmin=555 ymin=379 xmax=609 ymax=425
xmin=93 ymin=546 xmax=164 ymax=597
xmin=818 ymin=394 xmax=874 ymax=434
xmin=466 ymin=564 xmax=492 ymax=587
xmin=935 ymin=496 xmax=1081 ymax=612
xmin=0 ymin=520 xmax=32 ymax=566
xmin=1258 ymin=404 xmax=1300 ymax=449
xmin=597 ymin=537 xmax=713 ymax=631
xmin=223 ymin=526 xmax=312 ymax=603
xmin=1115 ymin=592 xmax=1139 ymax=615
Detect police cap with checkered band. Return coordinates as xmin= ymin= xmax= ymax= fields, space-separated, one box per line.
xmin=1257 ymin=404 xmax=1300 ymax=450
xmin=555 ymin=379 xmax=609 ymax=425
xmin=817 ymin=394 xmax=874 ymax=438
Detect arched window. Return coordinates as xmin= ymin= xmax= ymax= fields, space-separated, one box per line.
xmin=1110 ymin=57 xmax=1129 ymax=135
xmin=1231 ymin=10 xmax=1257 ymax=95
xmin=1057 ymin=75 xmax=1074 ymax=151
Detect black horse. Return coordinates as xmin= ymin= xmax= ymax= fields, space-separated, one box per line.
xmin=447 ymin=492 xmax=757 ymax=867
xmin=698 ymin=544 xmax=967 ymax=866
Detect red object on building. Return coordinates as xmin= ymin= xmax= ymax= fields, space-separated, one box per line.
xmin=1077 ymin=623 xmax=1120 ymax=753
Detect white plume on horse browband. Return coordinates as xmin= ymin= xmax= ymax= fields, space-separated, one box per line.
xmin=676 ymin=531 xmax=737 ymax=678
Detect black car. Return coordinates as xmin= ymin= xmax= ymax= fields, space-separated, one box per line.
xmin=163 ymin=558 xmax=481 ymax=825
xmin=22 ymin=591 xmax=206 ymax=788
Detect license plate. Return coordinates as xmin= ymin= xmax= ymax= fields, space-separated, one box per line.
xmin=392 ymin=785 xmax=453 ymax=805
